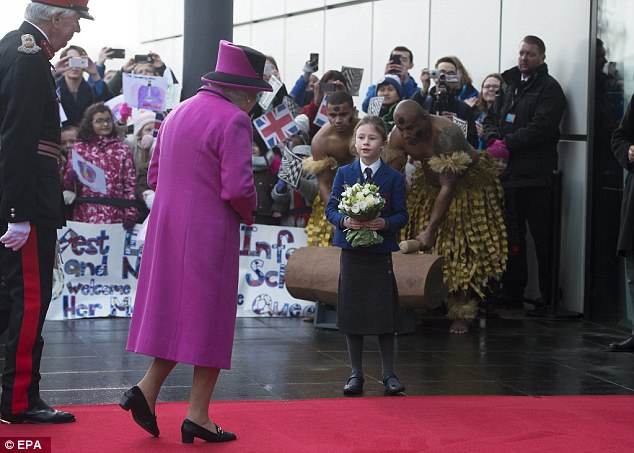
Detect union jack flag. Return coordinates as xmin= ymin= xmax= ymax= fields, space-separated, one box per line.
xmin=253 ymin=103 xmax=298 ymax=149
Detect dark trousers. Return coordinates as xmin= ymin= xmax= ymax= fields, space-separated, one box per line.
xmin=501 ymin=187 xmax=552 ymax=303
xmin=0 ymin=224 xmax=56 ymax=416
xmin=625 ymin=250 xmax=634 ymax=335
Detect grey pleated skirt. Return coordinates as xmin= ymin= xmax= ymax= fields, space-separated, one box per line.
xmin=336 ymin=248 xmax=402 ymax=335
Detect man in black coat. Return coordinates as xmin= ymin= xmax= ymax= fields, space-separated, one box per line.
xmin=609 ymin=95 xmax=634 ymax=351
xmin=482 ymin=35 xmax=567 ymax=309
xmin=0 ymin=0 xmax=93 ymax=424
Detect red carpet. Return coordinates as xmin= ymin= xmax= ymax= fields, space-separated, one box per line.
xmin=2 ymin=396 xmax=633 ymax=452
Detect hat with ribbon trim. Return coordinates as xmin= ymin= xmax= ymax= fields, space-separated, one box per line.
xmin=32 ymin=0 xmax=94 ymax=21
xmin=201 ymin=40 xmax=272 ymax=92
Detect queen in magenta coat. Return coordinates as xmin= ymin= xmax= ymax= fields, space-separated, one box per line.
xmin=126 ymin=86 xmax=256 ymax=368
xmin=122 ymin=41 xmax=272 ymax=442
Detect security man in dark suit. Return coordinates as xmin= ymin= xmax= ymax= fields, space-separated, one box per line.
xmin=0 ymin=0 xmax=93 ymax=425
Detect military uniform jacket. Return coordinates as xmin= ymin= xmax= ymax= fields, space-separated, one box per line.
xmin=0 ymin=22 xmax=64 ymax=228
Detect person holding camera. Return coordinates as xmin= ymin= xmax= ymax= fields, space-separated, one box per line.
xmin=289 ymin=53 xmax=320 ymax=107
xmin=56 ymin=44 xmax=114 ymax=127
xmin=411 ymin=56 xmax=478 ymax=148
xmin=362 ymin=46 xmax=419 ymax=113
xmin=106 ymin=51 xmax=176 ymax=96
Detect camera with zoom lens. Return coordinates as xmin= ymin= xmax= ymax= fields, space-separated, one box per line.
xmin=429 ymin=69 xmax=459 ymax=84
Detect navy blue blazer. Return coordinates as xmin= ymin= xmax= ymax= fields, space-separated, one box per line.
xmin=325 ymin=159 xmax=408 ymax=252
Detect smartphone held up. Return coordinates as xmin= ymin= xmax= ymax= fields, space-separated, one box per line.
xmin=68 ymin=57 xmax=89 ymax=69
xmin=135 ymin=54 xmax=155 ymax=64
xmin=109 ymin=48 xmax=125 ymax=59
xmin=309 ymin=53 xmax=319 ymax=71
xmin=319 ymin=82 xmax=335 ymax=93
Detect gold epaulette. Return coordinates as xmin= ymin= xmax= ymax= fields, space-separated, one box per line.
xmin=427 ymin=151 xmax=472 ymax=175
xmin=303 ymin=156 xmax=338 ymax=175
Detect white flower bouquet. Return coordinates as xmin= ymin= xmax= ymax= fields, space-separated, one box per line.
xmin=337 ymin=182 xmax=386 ymax=247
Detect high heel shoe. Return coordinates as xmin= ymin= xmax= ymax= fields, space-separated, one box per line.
xmin=119 ymin=386 xmax=159 ymax=437
xmin=181 ymin=418 xmax=237 ymax=443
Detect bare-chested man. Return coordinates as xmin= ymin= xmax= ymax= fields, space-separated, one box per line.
xmin=304 ymin=91 xmax=359 ymax=246
xmin=390 ymin=100 xmax=507 ymax=334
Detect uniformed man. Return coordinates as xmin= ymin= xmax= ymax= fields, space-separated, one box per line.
xmin=0 ymin=0 xmax=93 ymax=425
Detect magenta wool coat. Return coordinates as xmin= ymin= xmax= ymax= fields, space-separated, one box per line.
xmin=126 ymin=88 xmax=257 ymax=369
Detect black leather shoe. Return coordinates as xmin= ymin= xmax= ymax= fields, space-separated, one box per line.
xmin=608 ymin=336 xmax=634 ymax=352
xmin=343 ymin=375 xmax=364 ymax=396
xmin=119 ymin=385 xmax=159 ymax=437
xmin=0 ymin=398 xmax=75 ymax=424
xmin=181 ymin=418 xmax=236 ymax=443
xmin=383 ymin=374 xmax=405 ymax=395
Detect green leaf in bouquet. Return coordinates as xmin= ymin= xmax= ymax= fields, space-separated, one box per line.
xmin=346 ymin=226 xmax=384 ymax=247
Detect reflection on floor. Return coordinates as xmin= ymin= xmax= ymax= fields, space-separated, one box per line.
xmin=1 ymin=313 xmax=633 ymax=406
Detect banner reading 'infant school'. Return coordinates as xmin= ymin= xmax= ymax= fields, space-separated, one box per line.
xmin=237 ymin=223 xmax=315 ymax=318
xmin=47 ymin=222 xmax=315 ymax=320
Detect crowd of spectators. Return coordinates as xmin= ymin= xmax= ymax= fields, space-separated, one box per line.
xmin=52 ymin=43 xmax=538 ymax=248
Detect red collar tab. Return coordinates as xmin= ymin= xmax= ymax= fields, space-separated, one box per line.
xmin=40 ymin=40 xmax=55 ymax=60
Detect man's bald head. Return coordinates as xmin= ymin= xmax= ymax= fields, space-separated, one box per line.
xmin=393 ymin=100 xmax=430 ymax=146
xmin=394 ymin=100 xmax=427 ymax=125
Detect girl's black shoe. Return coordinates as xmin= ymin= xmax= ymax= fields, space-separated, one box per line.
xmin=343 ymin=375 xmax=364 ymax=395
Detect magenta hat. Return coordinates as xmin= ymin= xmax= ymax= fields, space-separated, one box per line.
xmin=201 ymin=40 xmax=272 ymax=92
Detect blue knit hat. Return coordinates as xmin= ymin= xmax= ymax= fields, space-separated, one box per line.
xmin=376 ymin=74 xmax=403 ymax=99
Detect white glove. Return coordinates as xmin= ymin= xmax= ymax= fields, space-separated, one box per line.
xmin=63 ymin=190 xmax=77 ymax=205
xmin=1 ymin=221 xmax=31 ymax=251
xmin=142 ymin=189 xmax=155 ymax=210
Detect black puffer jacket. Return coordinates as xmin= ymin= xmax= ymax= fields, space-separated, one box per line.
xmin=483 ymin=63 xmax=567 ymax=187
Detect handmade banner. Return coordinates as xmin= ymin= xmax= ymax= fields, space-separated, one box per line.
xmin=105 ymin=94 xmax=127 ymax=123
xmin=71 ymin=151 xmax=107 ymax=194
xmin=368 ymin=96 xmax=384 ymax=117
xmin=122 ymin=73 xmax=168 ymax=112
xmin=49 ymin=221 xmax=143 ymax=320
xmin=258 ymin=74 xmax=283 ymax=110
xmin=161 ymin=66 xmax=182 ymax=110
xmin=47 ymin=222 xmax=315 ymax=320
xmin=277 ymin=146 xmax=304 ymax=189
xmin=238 ymin=224 xmax=315 ymax=318
xmin=253 ymin=103 xmax=299 ymax=149
xmin=282 ymin=95 xmax=301 ymax=118
xmin=341 ymin=66 xmax=364 ymax=96
xmin=453 ymin=116 xmax=468 ymax=138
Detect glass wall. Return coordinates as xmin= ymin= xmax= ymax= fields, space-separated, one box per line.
xmin=590 ymin=0 xmax=634 ymax=326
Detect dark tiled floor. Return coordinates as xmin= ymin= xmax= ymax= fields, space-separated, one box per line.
xmin=1 ymin=311 xmax=634 ymax=406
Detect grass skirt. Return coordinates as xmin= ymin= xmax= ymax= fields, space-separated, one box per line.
xmin=402 ymin=152 xmax=507 ymax=298
xmin=305 ymin=193 xmax=333 ymax=247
